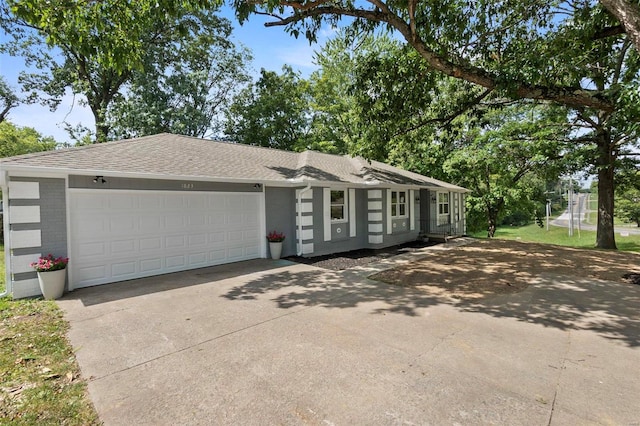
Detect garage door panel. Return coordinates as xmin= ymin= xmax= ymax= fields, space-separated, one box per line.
xmin=166 ymin=255 xmax=185 ymax=268
xmin=208 ymin=232 xmax=225 ymax=244
xmin=112 ymin=261 xmax=136 ymax=278
xmin=110 ymin=216 xmax=136 ymax=234
xmin=227 ymin=247 xmax=244 ymax=259
xmin=188 ymin=234 xmax=207 ymax=247
xmin=140 ymin=237 xmax=162 ymax=251
xmin=77 ymin=241 xmax=106 ymax=259
xmin=112 ymin=239 xmax=136 ymax=254
xmin=165 ymin=215 xmax=184 ymax=230
xmin=165 ymin=235 xmax=185 ymax=249
xmin=140 ymin=216 xmax=162 ymax=231
xmin=188 ymin=252 xmax=207 ymax=265
xmin=139 ymin=195 xmax=162 ymax=209
xmin=209 ymin=249 xmax=225 ymax=262
xmin=75 ymin=264 xmax=106 ymax=283
xmin=70 ymin=191 xmax=263 ymax=288
xmin=140 ymin=258 xmax=162 ymax=273
xmin=164 ymin=195 xmax=184 ymax=209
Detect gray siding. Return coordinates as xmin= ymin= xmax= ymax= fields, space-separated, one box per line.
xmin=9 ymin=177 xmax=68 ymax=297
xmin=264 ymin=187 xmax=297 ymax=257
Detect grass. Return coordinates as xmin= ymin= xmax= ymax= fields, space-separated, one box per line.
xmin=0 ymin=246 xmax=100 ymax=425
xmin=471 ymin=223 xmax=640 ymax=252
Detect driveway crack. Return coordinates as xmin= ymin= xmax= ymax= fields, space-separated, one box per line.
xmin=547 ymin=329 xmax=571 ymax=426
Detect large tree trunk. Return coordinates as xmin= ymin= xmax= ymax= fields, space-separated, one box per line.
xmin=599 ymin=0 xmax=640 ymax=54
xmin=486 ymin=199 xmax=503 ymax=238
xmin=595 ymin=129 xmax=617 ymax=249
xmin=91 ymin=107 xmax=110 ymax=143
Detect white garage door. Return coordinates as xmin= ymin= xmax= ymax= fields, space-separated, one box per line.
xmin=69 ymin=190 xmax=263 ymax=288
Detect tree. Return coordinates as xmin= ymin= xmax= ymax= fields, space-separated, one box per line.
xmin=0 ymin=120 xmax=56 ymax=157
xmin=442 ymin=105 xmax=570 ymax=236
xmin=616 ymin=186 xmax=640 ymax=226
xmin=599 ymin=0 xmax=640 ymax=53
xmin=234 ymin=0 xmax=640 ymax=249
xmin=1 ymin=0 xmax=224 ymax=142
xmin=225 ymin=66 xmax=312 ymax=151
xmin=615 ymin=170 xmax=640 ymax=226
xmin=306 ymin=30 xmax=398 ymax=154
xmin=106 ymin=25 xmax=252 ymax=139
xmin=0 ymin=76 xmax=19 ymax=123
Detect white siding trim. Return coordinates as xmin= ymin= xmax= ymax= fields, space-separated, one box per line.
xmin=323 ymin=188 xmax=331 ymax=241
xmin=368 ymin=189 xmax=382 ymax=199
xmin=11 ymin=230 xmax=41 ymax=249
xmin=8 ymin=181 xmax=40 ymax=199
xmin=386 ymin=189 xmax=392 ymax=234
xmin=302 ymin=243 xmax=314 ymax=254
xmin=367 ymin=200 xmax=382 ymax=210
xmin=11 ymin=253 xmax=41 ymax=274
xmin=369 ymin=235 xmax=383 ymax=244
xmin=409 ymin=189 xmax=415 ymax=231
xmin=368 ymin=212 xmax=382 ymax=221
xmin=296 ymin=229 xmax=314 ymax=240
xmin=368 ymin=223 xmax=383 ymax=233
xmin=349 ymin=188 xmax=356 ymax=237
xmin=295 ymin=215 xmax=313 ymax=226
xmin=12 ymin=278 xmax=41 ymax=299
xmin=9 ymin=205 xmax=41 ymax=224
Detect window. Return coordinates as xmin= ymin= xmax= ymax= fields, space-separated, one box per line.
xmin=391 ymin=191 xmax=407 ymax=218
xmin=330 ymin=190 xmax=346 ymax=222
xmin=438 ymin=192 xmax=450 ymax=225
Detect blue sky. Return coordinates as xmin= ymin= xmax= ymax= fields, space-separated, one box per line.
xmin=0 ymin=5 xmax=336 ymax=142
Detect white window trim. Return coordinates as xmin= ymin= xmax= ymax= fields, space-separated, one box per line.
xmin=437 ymin=192 xmax=450 ymax=225
xmin=330 ymin=188 xmax=348 ymax=223
xmin=390 ymin=190 xmax=409 ymax=219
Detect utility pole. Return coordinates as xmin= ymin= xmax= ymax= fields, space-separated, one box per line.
xmin=568 ymin=177 xmax=574 ymax=237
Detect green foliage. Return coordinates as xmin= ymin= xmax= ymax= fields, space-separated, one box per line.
xmin=1 ymin=0 xmax=227 ymax=142
xmin=106 ymin=16 xmax=252 ymax=139
xmin=615 ymin=172 xmax=640 ymax=226
xmin=0 ymin=121 xmax=56 ymax=158
xmin=0 ymin=76 xmax=20 ymax=123
xmin=225 ymin=65 xmax=313 ymax=151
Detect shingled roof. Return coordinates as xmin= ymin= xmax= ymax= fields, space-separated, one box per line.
xmin=0 ymin=133 xmax=466 ymax=190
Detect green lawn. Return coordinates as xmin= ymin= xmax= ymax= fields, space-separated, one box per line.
xmin=471 ymin=223 xmax=640 ymax=252
xmin=0 ymin=245 xmax=100 ymax=424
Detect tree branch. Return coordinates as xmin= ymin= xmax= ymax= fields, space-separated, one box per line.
xmin=263 ymin=2 xmax=615 ymax=112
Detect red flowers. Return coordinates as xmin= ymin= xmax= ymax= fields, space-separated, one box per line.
xmin=30 ymin=254 xmax=69 ymax=272
xmin=266 ymin=231 xmax=285 ymax=242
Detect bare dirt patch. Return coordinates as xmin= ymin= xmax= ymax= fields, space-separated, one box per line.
xmin=370 ymin=239 xmax=640 ymax=299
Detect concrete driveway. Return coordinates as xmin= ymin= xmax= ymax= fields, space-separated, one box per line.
xmin=57 ymin=250 xmax=640 ymax=425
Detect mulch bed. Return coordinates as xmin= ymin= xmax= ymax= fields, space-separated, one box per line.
xmin=284 ymin=240 xmax=438 ymax=271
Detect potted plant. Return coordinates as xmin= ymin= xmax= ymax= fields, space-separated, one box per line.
xmin=266 ymin=231 xmax=285 ymax=260
xmin=30 ymin=254 xmax=69 ymax=300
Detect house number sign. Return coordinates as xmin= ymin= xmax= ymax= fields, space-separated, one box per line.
xmin=181 ymin=183 xmax=195 ymax=189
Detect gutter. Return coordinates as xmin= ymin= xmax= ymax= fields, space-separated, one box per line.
xmin=1 ymin=171 xmax=9 ymax=298
xmin=296 ymin=183 xmax=312 ymax=256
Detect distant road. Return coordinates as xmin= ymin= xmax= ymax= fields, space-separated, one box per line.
xmin=550 ymin=192 xmax=640 ymax=235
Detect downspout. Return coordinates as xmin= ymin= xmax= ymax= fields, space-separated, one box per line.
xmin=1 ymin=171 xmax=9 ymax=297
xmin=297 ymin=183 xmax=312 ymax=256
